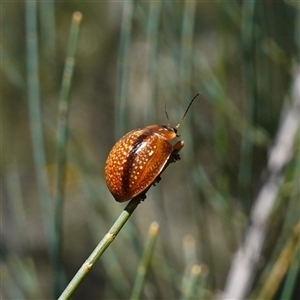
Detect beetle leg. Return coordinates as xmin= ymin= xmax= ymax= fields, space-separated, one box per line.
xmin=153 ymin=175 xmax=162 ymax=186
xmin=171 ymin=140 xmax=184 ymax=162
xmin=140 ymin=193 xmax=147 ymax=201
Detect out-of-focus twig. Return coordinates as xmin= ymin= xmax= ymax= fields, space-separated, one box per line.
xmin=54 ymin=11 xmax=83 ymax=298
xmin=25 ymin=0 xmax=53 ymax=256
xmin=221 ymin=72 xmax=300 ymax=299
xmin=256 ymin=221 xmax=300 ymax=300
xmin=130 ymin=222 xmax=160 ymax=300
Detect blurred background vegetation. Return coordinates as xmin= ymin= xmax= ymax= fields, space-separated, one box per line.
xmin=2 ymin=1 xmax=299 ymax=299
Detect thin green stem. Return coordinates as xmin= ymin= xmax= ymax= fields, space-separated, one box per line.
xmin=115 ymin=1 xmax=134 ymax=139
xmin=180 ymin=0 xmax=195 ymax=101
xmin=181 ymin=265 xmax=201 ymax=300
xmin=58 ymin=148 xmax=182 ymax=300
xmin=54 ymin=11 xmax=83 ymax=297
xmin=81 ymin=178 xmax=132 ymax=297
xmin=280 ymin=242 xmax=300 ymax=300
xmin=143 ymin=0 xmax=161 ymax=124
xmin=179 ymin=0 xmax=196 ymax=161
xmin=256 ymin=221 xmax=300 ymax=300
xmin=181 ymin=235 xmax=197 ymax=297
xmin=25 ymin=0 xmax=53 ymax=256
xmin=39 ymin=0 xmax=56 ymax=60
xmin=58 ymin=197 xmax=141 ymax=300
xmin=39 ymin=0 xmax=57 ymax=90
xmin=130 ymin=222 xmax=160 ymax=300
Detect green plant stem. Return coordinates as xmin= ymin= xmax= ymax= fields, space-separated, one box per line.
xmin=115 ymin=1 xmax=134 ymax=139
xmin=181 ymin=235 xmax=197 ymax=295
xmin=280 ymin=241 xmax=300 ymax=300
xmin=179 ymin=0 xmax=196 ymax=161
xmin=58 ymin=148 xmax=182 ymax=300
xmin=54 ymin=11 xmax=83 ymax=297
xmin=143 ymin=0 xmax=161 ymax=124
xmin=130 ymin=222 xmax=160 ymax=300
xmin=39 ymin=0 xmax=57 ymax=90
xmin=25 ymin=0 xmax=53 ymax=255
xmin=181 ymin=265 xmax=201 ymax=300
xmin=256 ymin=221 xmax=300 ymax=300
xmin=180 ymin=0 xmax=195 ymax=101
xmin=39 ymin=0 xmax=56 ymax=60
xmin=58 ymin=197 xmax=141 ymax=300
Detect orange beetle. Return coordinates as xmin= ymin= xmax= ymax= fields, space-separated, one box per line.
xmin=105 ymin=93 xmax=199 ymax=202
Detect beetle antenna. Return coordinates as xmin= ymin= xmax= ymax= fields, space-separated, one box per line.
xmin=175 ymin=93 xmax=200 ymax=129
xmin=164 ymin=102 xmax=170 ymax=127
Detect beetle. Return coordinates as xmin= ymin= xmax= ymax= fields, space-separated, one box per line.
xmin=104 ymin=93 xmax=199 ymax=202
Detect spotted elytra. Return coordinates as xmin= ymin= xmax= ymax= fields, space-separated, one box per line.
xmin=104 ymin=93 xmax=199 ymax=202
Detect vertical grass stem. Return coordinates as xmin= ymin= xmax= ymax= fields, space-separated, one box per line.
xmin=130 ymin=222 xmax=160 ymax=300
xmin=115 ymin=1 xmax=134 ymax=139
xmin=54 ymin=11 xmax=83 ymax=297
xmin=25 ymin=0 xmax=53 ymax=255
